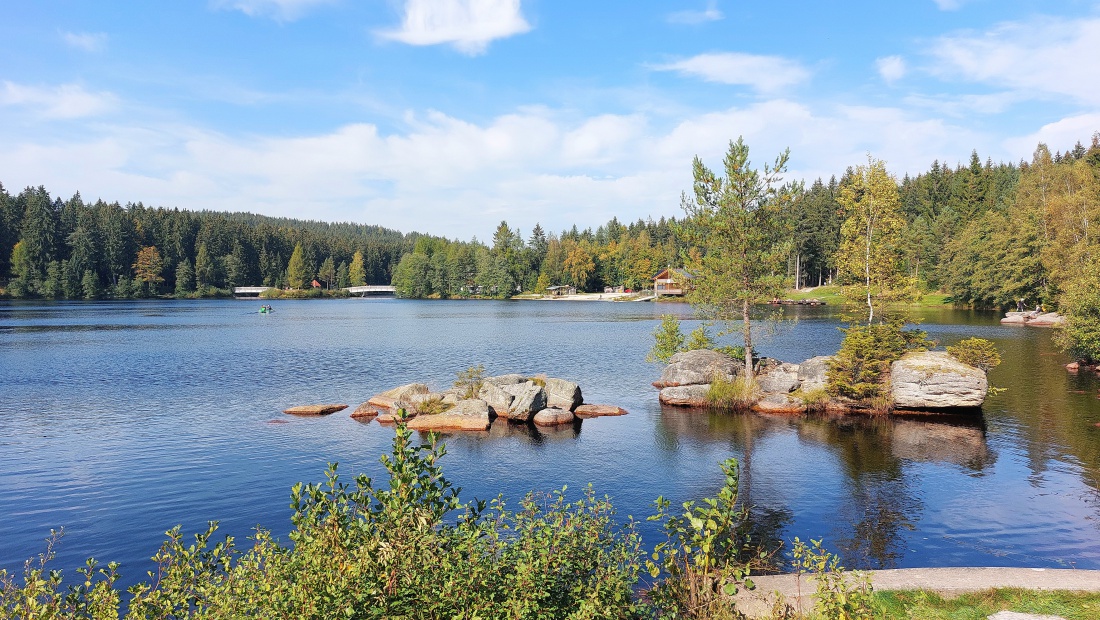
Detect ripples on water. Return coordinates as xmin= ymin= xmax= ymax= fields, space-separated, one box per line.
xmin=1 ymin=299 xmax=1099 ymax=587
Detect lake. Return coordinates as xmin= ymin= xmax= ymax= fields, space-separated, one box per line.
xmin=2 ymin=298 xmax=1099 ymax=586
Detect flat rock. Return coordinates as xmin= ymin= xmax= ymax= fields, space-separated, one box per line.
xmin=797 ymin=356 xmax=832 ymax=393
xmin=406 ymin=399 xmax=491 ymax=431
xmin=283 ymin=404 xmax=348 ymax=416
xmin=532 ymin=407 xmax=574 ymax=426
xmin=654 ymin=349 xmax=741 ymax=388
xmin=574 ymin=404 xmax=628 ymax=418
xmin=350 ymin=402 xmax=380 ymax=419
xmin=757 ymin=362 xmax=800 ymax=394
xmin=376 ymin=408 xmax=416 ymax=424
xmin=752 ymin=393 xmax=806 ymax=414
xmin=891 ymin=351 xmax=987 ymax=409
xmin=544 ymin=377 xmax=583 ymax=411
xmin=659 ymin=384 xmax=711 ymax=407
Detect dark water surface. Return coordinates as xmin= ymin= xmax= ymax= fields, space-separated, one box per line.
xmin=2 ymin=299 xmax=1099 ymax=585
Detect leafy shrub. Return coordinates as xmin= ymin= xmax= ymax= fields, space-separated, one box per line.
xmin=947 ymin=337 xmax=1002 ymax=372
xmin=789 ymin=537 xmax=874 ymax=620
xmin=454 ymin=364 xmax=486 ymax=399
xmin=646 ymin=458 xmax=758 ymax=618
xmin=3 ymin=427 xmax=645 ymax=618
xmin=648 ymin=314 xmax=687 ymax=363
xmin=827 ymin=318 xmax=932 ymax=402
xmin=1055 ymin=267 xmax=1100 ymax=363
xmin=793 ymin=386 xmax=829 ymax=412
xmin=685 ymin=325 xmax=716 ymax=351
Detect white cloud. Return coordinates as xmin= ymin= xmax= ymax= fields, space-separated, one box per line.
xmin=61 ymin=31 xmax=107 ymax=52
xmin=0 ymin=82 xmax=117 ymax=119
xmin=0 ymin=95 xmax=1000 ymax=240
xmin=1003 ymin=113 xmax=1100 ymax=157
xmin=213 ymin=0 xmax=336 ymax=21
xmin=652 ymin=52 xmax=810 ymax=93
xmin=930 ymin=16 xmax=1100 ymax=105
xmin=876 ymin=55 xmax=906 ymax=84
xmin=667 ymin=1 xmax=723 ymax=25
xmin=377 ymin=0 xmax=531 ymax=55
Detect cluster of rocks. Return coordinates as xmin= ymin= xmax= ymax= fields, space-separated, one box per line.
xmin=349 ymin=375 xmax=627 ymax=431
xmin=654 ymin=348 xmax=988 ymax=413
xmin=1001 ymin=311 xmax=1064 ymax=327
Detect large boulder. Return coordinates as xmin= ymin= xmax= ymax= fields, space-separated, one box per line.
xmin=653 ymin=349 xmax=741 ymax=388
xmin=757 ymin=362 xmax=801 ymax=394
xmin=544 ymin=377 xmax=583 ymax=411
xmin=1027 ymin=312 xmax=1064 ymax=327
xmin=890 ymin=351 xmax=987 ymax=409
xmin=797 ymin=356 xmax=832 ymax=393
xmin=659 ymin=384 xmax=711 ymax=407
xmin=368 ymin=383 xmax=430 ymax=410
xmin=574 ymin=404 xmax=628 ymax=418
xmin=533 ymin=407 xmax=575 ymax=426
xmin=506 ymin=383 xmax=548 ymax=422
xmin=477 ymin=382 xmax=515 ymax=414
xmin=407 ymin=399 xmax=491 ymax=431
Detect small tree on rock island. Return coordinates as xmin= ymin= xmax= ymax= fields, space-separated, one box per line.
xmin=678 ymin=137 xmax=798 ymax=382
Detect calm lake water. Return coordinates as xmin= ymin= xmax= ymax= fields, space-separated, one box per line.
xmin=2 ymin=299 xmax=1100 ymax=586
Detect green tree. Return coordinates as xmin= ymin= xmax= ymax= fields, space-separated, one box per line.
xmin=318 ymin=255 xmax=336 ymax=290
xmin=81 ymin=269 xmax=101 ymax=299
xmin=678 ymin=137 xmax=798 ymax=380
xmin=174 ymin=258 xmax=195 ymax=296
xmin=194 ymin=243 xmax=215 ymax=289
xmin=836 ymin=157 xmax=910 ymax=323
xmin=285 ymin=243 xmax=309 ymax=289
xmin=348 ymin=250 xmax=367 ymax=286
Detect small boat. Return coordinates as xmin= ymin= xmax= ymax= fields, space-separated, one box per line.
xmin=259 ymin=305 xmax=275 ymax=314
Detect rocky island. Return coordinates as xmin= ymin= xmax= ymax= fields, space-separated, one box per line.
xmin=654 ymin=348 xmax=989 ymax=414
xmin=350 ymin=374 xmax=626 ymax=431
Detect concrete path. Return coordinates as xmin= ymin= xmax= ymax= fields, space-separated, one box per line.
xmin=735 ymin=567 xmax=1100 ymax=619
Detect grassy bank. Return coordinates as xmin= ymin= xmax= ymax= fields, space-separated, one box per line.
xmin=785 ymin=285 xmax=952 ymax=308
xmin=873 ymin=587 xmax=1100 ymax=620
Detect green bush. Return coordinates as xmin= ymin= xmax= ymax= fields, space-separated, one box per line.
xmin=827 ymin=318 xmax=932 ymax=402
xmin=1054 ymin=267 xmax=1100 ymax=363
xmin=947 ymin=337 xmax=1002 ymax=372
xmin=454 ymin=364 xmax=486 ymax=399
xmin=648 ymin=314 xmax=686 ymax=363
xmin=3 ymin=427 xmax=645 ymax=619
xmin=707 ymin=375 xmax=759 ymax=409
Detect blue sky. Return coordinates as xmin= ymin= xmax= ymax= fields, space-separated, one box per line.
xmin=2 ymin=1 xmax=1099 ymax=240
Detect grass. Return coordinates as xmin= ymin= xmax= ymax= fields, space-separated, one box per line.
xmin=872 ymin=587 xmax=1100 ymax=620
xmin=707 ymin=374 xmax=759 ymax=409
xmin=785 ymin=286 xmax=952 ymax=308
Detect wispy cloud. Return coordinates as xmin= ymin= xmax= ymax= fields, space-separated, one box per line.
xmin=377 ymin=0 xmax=531 ymax=55
xmin=652 ymin=52 xmax=809 ymax=93
xmin=667 ymin=1 xmax=723 ymax=25
xmin=932 ymin=0 xmax=965 ymax=11
xmin=213 ymin=0 xmax=336 ymax=21
xmin=61 ymin=31 xmax=108 ymax=52
xmin=930 ymin=16 xmax=1100 ymax=105
xmin=0 ymin=82 xmax=117 ymax=118
xmin=876 ymin=55 xmax=906 ymax=84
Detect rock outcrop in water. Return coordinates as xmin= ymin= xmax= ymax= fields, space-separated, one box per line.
xmin=656 ymin=349 xmax=990 ymax=414
xmin=355 ymin=374 xmax=627 ymax=431
xmin=1000 ymin=311 xmax=1065 ymax=327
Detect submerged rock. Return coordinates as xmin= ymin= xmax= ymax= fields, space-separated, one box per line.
xmin=653 ymin=349 xmax=741 ymax=388
xmin=283 ymin=404 xmax=348 ymax=415
xmin=752 ymin=393 xmax=806 ymax=414
xmin=350 ymin=402 xmax=380 ymax=419
xmin=407 ymin=399 xmax=491 ymax=431
xmin=891 ymin=351 xmax=987 ymax=409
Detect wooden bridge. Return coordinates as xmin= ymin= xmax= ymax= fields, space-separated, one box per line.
xmin=345 ymin=285 xmax=396 ymax=296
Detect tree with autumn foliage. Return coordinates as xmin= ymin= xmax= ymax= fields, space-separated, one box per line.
xmin=132 ymin=245 xmax=165 ymax=294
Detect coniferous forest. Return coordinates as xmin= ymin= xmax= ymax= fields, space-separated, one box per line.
xmin=1 ymin=134 xmax=1098 ymax=312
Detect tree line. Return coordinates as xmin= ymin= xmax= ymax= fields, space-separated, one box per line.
xmin=1 ymin=132 xmax=1098 ymax=308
